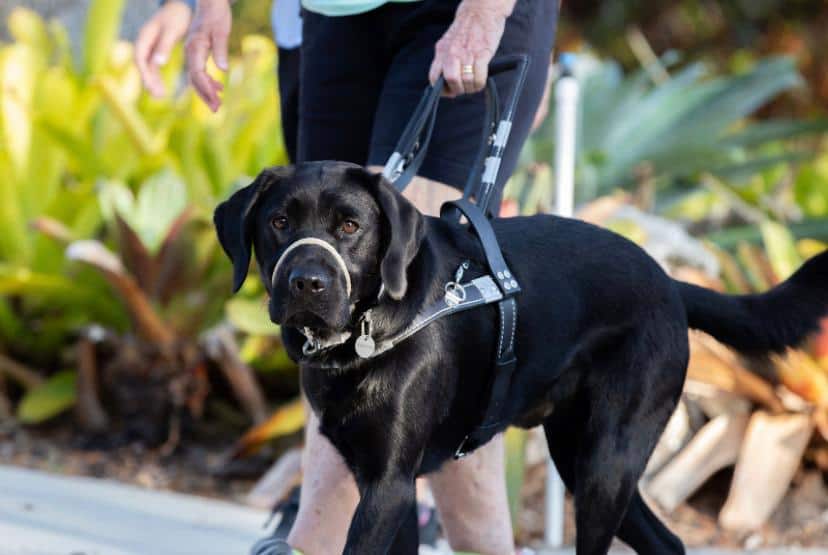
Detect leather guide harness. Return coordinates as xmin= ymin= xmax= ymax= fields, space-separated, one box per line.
xmin=384 ymin=55 xmax=528 ymax=458
xmin=294 ymin=55 xmax=528 ymax=459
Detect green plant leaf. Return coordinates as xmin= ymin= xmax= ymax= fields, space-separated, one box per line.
xmin=504 ymin=427 xmax=527 ymax=530
xmin=17 ymin=370 xmax=77 ymax=424
xmin=8 ymin=8 xmax=51 ymax=55
xmin=760 ymin=220 xmax=803 ymax=281
xmin=133 ymin=171 xmax=189 ymax=253
xmin=226 ymin=297 xmax=280 ymax=336
xmin=528 ymin=54 xmax=809 ymax=197
xmin=82 ymin=0 xmax=125 ymax=79
xmin=98 ymin=179 xmax=135 ymax=223
xmin=707 ymin=220 xmax=828 ymax=249
xmin=722 ymin=119 xmax=828 ymax=148
xmin=794 ymin=163 xmax=828 ymax=218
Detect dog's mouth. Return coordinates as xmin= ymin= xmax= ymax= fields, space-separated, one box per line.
xmin=270 ymin=296 xmax=352 ymax=334
xmin=282 ymin=310 xmax=329 ymax=332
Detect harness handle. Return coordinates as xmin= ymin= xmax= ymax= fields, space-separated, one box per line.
xmin=382 ymin=54 xmax=530 ymax=218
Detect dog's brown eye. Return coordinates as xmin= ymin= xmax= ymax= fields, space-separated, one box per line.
xmin=341 ymin=220 xmax=359 ymax=234
xmin=272 ymin=216 xmax=288 ymax=230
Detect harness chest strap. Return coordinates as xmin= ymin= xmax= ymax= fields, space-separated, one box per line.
xmin=454 ymin=295 xmax=517 ymax=459
xmin=369 ymin=274 xmax=504 ymax=357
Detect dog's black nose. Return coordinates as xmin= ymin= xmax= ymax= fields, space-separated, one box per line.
xmin=289 ymin=267 xmax=329 ymax=296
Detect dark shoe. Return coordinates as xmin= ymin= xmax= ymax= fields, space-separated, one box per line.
xmin=271 ymin=485 xmax=301 ymax=539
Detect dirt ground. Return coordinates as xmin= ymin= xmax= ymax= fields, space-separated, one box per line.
xmin=517 ymin=461 xmax=828 ymax=551
xmin=3 ymin=420 xmax=828 ymax=551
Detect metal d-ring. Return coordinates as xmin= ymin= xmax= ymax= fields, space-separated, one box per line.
xmin=444 ymin=281 xmax=467 ymax=307
xmin=302 ymin=327 xmax=321 ymax=356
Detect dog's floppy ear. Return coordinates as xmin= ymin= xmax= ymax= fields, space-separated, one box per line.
xmin=214 ymin=167 xmax=289 ymax=293
xmin=346 ymin=167 xmax=425 ymax=300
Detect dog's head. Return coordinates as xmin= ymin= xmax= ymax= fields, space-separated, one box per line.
xmin=214 ymin=161 xmax=424 ymax=336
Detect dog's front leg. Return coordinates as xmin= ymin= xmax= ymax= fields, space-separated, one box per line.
xmin=343 ymin=473 xmax=417 ymax=555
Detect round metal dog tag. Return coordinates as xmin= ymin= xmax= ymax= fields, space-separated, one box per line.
xmin=355 ymin=334 xmax=376 ymax=358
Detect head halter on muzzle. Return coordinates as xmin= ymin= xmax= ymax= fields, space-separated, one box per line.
xmin=271 ymin=237 xmax=352 ymax=298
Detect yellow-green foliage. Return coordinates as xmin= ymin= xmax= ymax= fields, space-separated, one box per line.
xmin=0 ymin=3 xmax=287 ymax=363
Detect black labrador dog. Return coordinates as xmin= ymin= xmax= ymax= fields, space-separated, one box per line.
xmin=215 ymin=161 xmax=828 ymax=555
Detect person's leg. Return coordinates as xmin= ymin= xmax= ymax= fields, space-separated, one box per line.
xmin=428 ymin=435 xmax=514 ymax=555
xmin=296 ymin=11 xmax=386 ymax=165
xmin=287 ymin=405 xmax=359 ymax=555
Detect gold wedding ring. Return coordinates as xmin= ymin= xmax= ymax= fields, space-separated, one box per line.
xmin=462 ymin=64 xmax=474 ymax=76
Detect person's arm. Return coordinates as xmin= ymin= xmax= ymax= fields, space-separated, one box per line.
xmin=135 ymin=0 xmax=194 ymax=97
xmin=428 ymin=0 xmax=517 ymax=97
xmin=185 ymin=0 xmax=234 ymax=112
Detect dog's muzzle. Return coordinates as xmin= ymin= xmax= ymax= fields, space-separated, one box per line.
xmin=271 ymin=237 xmax=352 ymax=298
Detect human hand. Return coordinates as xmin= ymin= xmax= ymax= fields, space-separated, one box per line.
xmin=135 ymin=1 xmax=193 ymax=97
xmin=428 ymin=0 xmax=515 ymax=97
xmin=186 ymin=0 xmax=233 ymax=112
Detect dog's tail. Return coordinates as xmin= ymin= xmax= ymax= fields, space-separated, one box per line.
xmin=676 ymin=250 xmax=828 ymax=353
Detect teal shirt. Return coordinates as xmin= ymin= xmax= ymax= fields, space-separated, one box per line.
xmin=301 ymin=0 xmax=421 ymax=16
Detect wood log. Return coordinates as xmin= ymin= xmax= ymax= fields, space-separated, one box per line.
xmin=0 ymin=352 xmax=43 ymax=389
xmin=683 ymin=379 xmax=751 ymax=418
xmin=646 ymin=412 xmax=748 ymax=512
xmin=645 ymin=399 xmax=696 ymax=479
xmin=688 ymin=332 xmax=784 ymax=413
xmin=74 ymin=336 xmax=109 ymax=432
xmin=203 ymin=325 xmax=269 ymax=424
xmin=719 ymin=411 xmax=814 ymax=532
xmin=245 ymin=448 xmax=303 ymax=509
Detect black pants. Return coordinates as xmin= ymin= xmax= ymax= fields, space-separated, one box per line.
xmin=278 ymin=46 xmax=301 ymax=163
xmin=297 ymin=0 xmax=558 ymax=204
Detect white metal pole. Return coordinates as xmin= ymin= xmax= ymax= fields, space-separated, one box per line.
xmin=545 ymin=52 xmax=579 ymax=548
xmin=554 ymin=53 xmax=578 ymax=218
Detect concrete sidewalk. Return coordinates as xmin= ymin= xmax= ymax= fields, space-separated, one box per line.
xmin=0 ymin=465 xmax=270 ymax=555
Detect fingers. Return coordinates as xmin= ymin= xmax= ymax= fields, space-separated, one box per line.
xmin=472 ymin=57 xmax=488 ymax=93
xmin=461 ymin=61 xmax=475 ymax=95
xmin=431 ymin=40 xmax=491 ymax=96
xmin=441 ymin=56 xmax=464 ymax=98
xmin=135 ymin=21 xmax=165 ymax=97
xmin=428 ymin=56 xmax=441 ymax=87
xmin=186 ymin=33 xmax=223 ymax=112
xmin=433 ymin=57 xmax=488 ymax=97
xmin=185 ymin=1 xmax=232 ymax=112
xmin=150 ymin=23 xmax=181 ymax=68
xmin=210 ymin=25 xmax=229 ymax=71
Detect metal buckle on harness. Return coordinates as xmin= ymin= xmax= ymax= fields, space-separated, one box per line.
xmin=382 ymin=152 xmax=405 ymax=182
xmin=454 ymin=435 xmax=471 ymax=460
xmin=444 ymin=261 xmax=470 ymax=307
xmin=302 ymin=328 xmax=321 ymax=357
